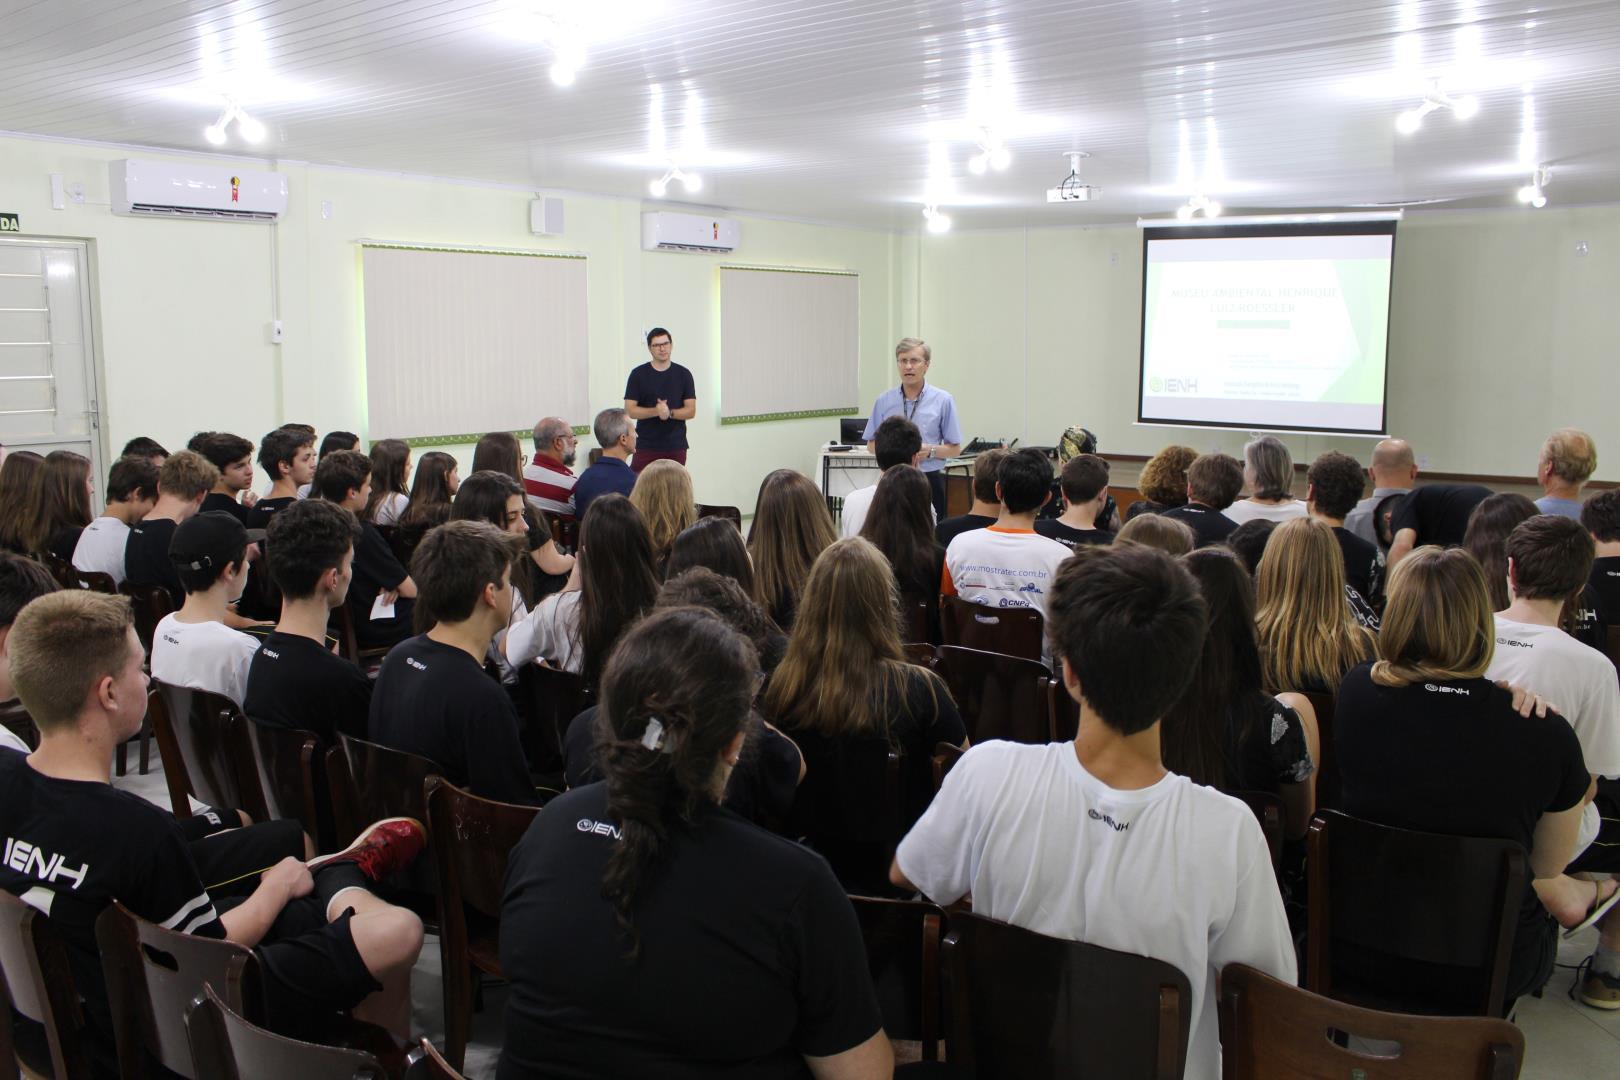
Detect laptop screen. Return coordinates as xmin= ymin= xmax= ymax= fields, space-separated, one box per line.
xmin=839 ymin=418 xmax=868 ymax=444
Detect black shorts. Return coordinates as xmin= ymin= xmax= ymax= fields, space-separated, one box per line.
xmin=188 ymin=819 xmax=306 ymax=898
xmin=257 ymin=903 xmax=382 ymax=1038
xmin=1568 ymin=777 xmax=1620 ymax=875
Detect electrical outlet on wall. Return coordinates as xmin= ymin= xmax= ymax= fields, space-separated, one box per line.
xmin=269 ymin=320 xmax=284 ymax=344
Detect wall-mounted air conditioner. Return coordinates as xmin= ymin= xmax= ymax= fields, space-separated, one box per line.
xmin=109 ymin=159 xmax=288 ymax=222
xmin=641 ymin=211 xmax=739 ymax=253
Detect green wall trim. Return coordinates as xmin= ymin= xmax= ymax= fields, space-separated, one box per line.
xmin=394 ymin=426 xmax=589 ymax=449
xmin=721 ymin=407 xmax=857 ymax=426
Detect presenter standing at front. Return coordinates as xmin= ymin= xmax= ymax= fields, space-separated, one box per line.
xmin=864 ymin=337 xmax=962 ymax=518
xmin=624 ymin=326 xmax=697 ymax=472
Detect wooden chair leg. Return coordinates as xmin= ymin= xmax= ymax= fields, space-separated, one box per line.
xmin=138 ymin=716 xmax=151 ymax=774
xmin=438 ymin=934 xmax=473 ymax=1071
xmin=115 ymin=739 xmax=127 ymax=777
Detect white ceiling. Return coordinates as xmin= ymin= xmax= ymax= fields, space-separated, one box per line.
xmin=3 ymin=0 xmax=1618 ymax=229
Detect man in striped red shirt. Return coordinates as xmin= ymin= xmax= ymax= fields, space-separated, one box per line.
xmin=524 ymin=416 xmax=579 ymax=521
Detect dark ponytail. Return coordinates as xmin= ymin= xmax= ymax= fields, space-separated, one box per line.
xmin=594 ymin=606 xmax=757 ymax=957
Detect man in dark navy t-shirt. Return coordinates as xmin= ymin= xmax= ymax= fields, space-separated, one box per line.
xmin=623 ymin=326 xmax=697 ymax=472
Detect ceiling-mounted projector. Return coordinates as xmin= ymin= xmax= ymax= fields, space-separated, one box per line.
xmin=1047 ymin=151 xmax=1099 ymax=203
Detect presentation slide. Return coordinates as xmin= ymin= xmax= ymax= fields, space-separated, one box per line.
xmin=1138 ymin=226 xmax=1394 ymax=435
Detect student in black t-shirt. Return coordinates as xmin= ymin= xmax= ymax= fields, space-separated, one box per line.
xmin=314 ymin=450 xmax=415 ymax=649
xmin=246 ymin=428 xmax=316 ymax=530
xmin=1 ymin=589 xmax=429 ymax=1052
xmin=1306 ymin=450 xmax=1384 ymax=613
xmin=124 ymin=449 xmax=218 ymax=603
xmin=1037 ymin=452 xmax=1119 ymax=550
xmin=1162 ymin=452 xmax=1243 ymax=549
xmin=1386 ymin=482 xmax=1494 ymax=570
xmin=1577 ymin=490 xmax=1620 ymax=653
xmin=369 ymin=520 xmax=538 ymax=805
xmin=191 ymin=431 xmax=258 ymax=525
xmin=936 ymin=447 xmax=1008 ymax=547
xmin=623 ymin=326 xmax=697 ymax=472
xmin=0 ymin=553 xmax=58 ymax=750
xmin=499 ymin=606 xmax=889 ymax=1079
xmin=860 ymin=464 xmax=946 ymax=644
xmin=245 ymin=499 xmax=371 ymax=744
xmin=764 ymin=537 xmax=966 ymax=893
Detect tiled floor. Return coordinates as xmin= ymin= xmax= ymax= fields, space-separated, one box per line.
xmin=113 ymin=759 xmax=1617 ymax=1078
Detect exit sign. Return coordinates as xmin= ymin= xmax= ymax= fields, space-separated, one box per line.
xmin=0 ymin=213 xmax=19 ymax=232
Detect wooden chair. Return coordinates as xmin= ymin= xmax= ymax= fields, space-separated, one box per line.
xmin=152 ymin=681 xmax=262 ymax=821
xmin=43 ymin=552 xmax=116 ymax=594
xmin=426 ymin=778 xmax=541 ymax=1070
xmin=1307 ymin=810 xmax=1529 ymax=1018
xmin=694 ymin=503 xmax=743 ymax=530
xmin=1604 ymin=625 xmax=1620 ymax=676
xmin=932 ymin=741 xmax=966 ymax=794
xmin=405 ymin=1037 xmax=469 ymax=1079
xmin=903 ymin=642 xmax=937 ymax=668
xmin=185 ymin=984 xmax=389 ymax=1080
xmin=941 ymin=911 xmax=1193 ymax=1079
xmin=0 ymin=890 xmax=93 ymax=1080
xmin=939 ymin=595 xmax=1044 ymax=663
xmin=330 ymin=603 xmax=393 ymax=668
xmin=1219 ymin=963 xmax=1525 ymax=1080
xmin=328 ymin=734 xmax=441 ymax=921
xmin=788 ymin=733 xmax=906 ymax=896
xmin=516 ymin=662 xmax=588 ymax=781
xmin=546 ymin=514 xmax=580 ymax=553
xmin=41 ymin=553 xmax=79 ymax=590
xmin=96 ymin=900 xmax=263 ymax=1080
xmin=0 ymin=698 xmax=39 ymax=751
xmin=850 ymin=896 xmax=945 ymax=1062
xmin=118 ymin=581 xmax=175 ymax=658
xmin=1042 ymin=675 xmax=1079 ymax=742
xmin=899 ymin=593 xmax=935 ymax=648
xmin=244 ymin=720 xmax=331 ymax=851
xmin=1231 ymin=790 xmax=1285 ymax=876
xmin=1297 ymin=689 xmax=1339 ymax=809
xmin=935 ymin=645 xmax=1050 ymax=745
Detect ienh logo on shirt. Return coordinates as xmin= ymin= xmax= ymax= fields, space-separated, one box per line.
xmin=3 ymin=837 xmax=89 ymax=888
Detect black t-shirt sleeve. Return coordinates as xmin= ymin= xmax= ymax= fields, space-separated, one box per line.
xmin=466 ymin=694 xmax=540 ymax=806
xmin=679 ymin=364 xmax=696 ymax=401
xmin=723 ymin=720 xmax=801 ymax=824
xmin=910 ymin=669 xmax=966 ymax=753
xmin=786 ymin=863 xmax=885 ymax=1058
xmin=131 ymin=820 xmax=226 ymax=940
xmin=624 ymin=365 xmax=646 ymax=402
xmin=1544 ymin=713 xmax=1590 ymax=814
xmin=1390 ymin=488 xmax=1427 ymax=539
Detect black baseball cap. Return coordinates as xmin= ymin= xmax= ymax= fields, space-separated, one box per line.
xmin=169 ymin=511 xmax=249 ymax=571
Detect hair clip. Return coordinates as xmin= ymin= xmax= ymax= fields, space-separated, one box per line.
xmin=639 ymin=717 xmax=666 ymax=751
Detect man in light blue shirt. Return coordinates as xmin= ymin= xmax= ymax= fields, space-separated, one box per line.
xmin=1535 ymin=428 xmax=1598 ymax=520
xmin=862 ymin=337 xmax=963 ymax=518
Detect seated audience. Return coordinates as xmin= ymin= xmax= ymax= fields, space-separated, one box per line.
xmin=630 ymin=458 xmax=696 ymax=574
xmin=3 ymin=590 xmax=427 ymax=1053
xmin=1344 ymin=437 xmax=1418 ymax=545
xmin=193 ymin=431 xmax=257 ymax=525
xmin=118 ymin=436 xmax=169 ymax=466
xmin=448 ymin=470 xmax=539 ymax=680
xmin=299 ymin=429 xmax=361 ymax=499
xmin=1385 ymin=482 xmax=1494 ymax=569
xmin=246 ymin=427 xmax=316 ymax=529
xmin=150 ymin=512 xmax=261 ymax=707
xmin=1161 ymin=548 xmax=1318 ymax=838
xmin=523 ymin=416 xmax=579 ymax=520
xmin=1162 ymin=452 xmax=1243 ymax=548
xmin=504 ymin=494 xmax=659 ymax=689
xmin=1037 ymin=453 xmax=1116 ymax=550
xmin=314 ymin=449 xmax=416 ymax=649
xmin=499 ymin=606 xmax=890 ymax=1078
xmin=364 ymin=438 xmax=412 ymax=527
xmin=936 ymin=447 xmax=1007 ymax=547
xmin=768 ymin=537 xmax=964 ymax=892
xmin=470 ymin=432 xmax=576 ymax=598
xmin=1306 ymin=450 xmax=1384 ymax=607
xmin=1335 ymin=546 xmax=1588 ymax=1010
xmin=892 ymin=544 xmax=1295 ymax=1080
xmin=124 ymin=449 xmax=218 ymax=601
xmin=860 ymin=464 xmax=945 ymax=643
xmin=748 ymin=468 xmax=838 ymax=628
xmin=368 ymin=520 xmax=538 ymax=805
xmin=72 ymin=456 xmax=156 ymax=589
xmin=0 ymin=451 xmax=43 ymax=554
xmin=942 ymin=447 xmax=1070 ymax=663
xmin=666 ymin=515 xmax=757 ymax=597
xmin=31 ymin=450 xmax=96 ymax=563
xmin=573 ymin=407 xmax=638 ymax=519
xmin=1536 ymin=428 xmax=1598 ymax=519
xmin=244 ymin=499 xmax=371 ymax=745
xmin=1578 ymin=490 xmax=1620 ymax=649
xmin=0 ymin=553 xmax=59 ymax=751
xmin=1224 ymin=435 xmax=1308 ymax=526
xmin=841 ymin=416 xmax=925 ymax=538
xmin=1226 ymin=518 xmax=1278 ymax=576
xmin=1254 ymin=518 xmax=1376 ymax=694
xmin=1116 ymin=511 xmax=1196 ymax=555
xmin=1462 ymin=493 xmax=1540 ymax=611
xmin=392 ymin=449 xmax=458 ymax=566
xmin=1124 ymin=443 xmax=1197 ymax=521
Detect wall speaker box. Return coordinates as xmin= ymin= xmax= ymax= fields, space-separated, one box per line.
xmin=530 ymin=197 xmax=564 ymax=236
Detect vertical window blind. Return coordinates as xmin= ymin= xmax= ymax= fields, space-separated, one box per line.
xmin=720 ymin=265 xmax=858 ymax=423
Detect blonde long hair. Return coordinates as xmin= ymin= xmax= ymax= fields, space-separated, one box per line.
xmin=1255 ymin=517 xmax=1375 ymax=692
xmin=1371 ymin=546 xmax=1495 ymax=688
xmin=764 ymin=537 xmax=946 ymax=738
xmin=630 ymin=459 xmax=696 ymax=567
xmin=747 ymin=469 xmax=837 ymax=626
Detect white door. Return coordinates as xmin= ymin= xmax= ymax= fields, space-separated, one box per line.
xmin=0 ymin=238 xmax=105 ymax=495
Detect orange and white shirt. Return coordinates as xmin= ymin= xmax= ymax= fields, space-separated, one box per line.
xmin=942 ymin=525 xmax=1072 ymax=663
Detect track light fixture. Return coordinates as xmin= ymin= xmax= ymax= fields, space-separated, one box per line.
xmin=923 ymin=203 xmax=952 ymax=234
xmin=204 ymin=99 xmax=266 ymax=146
xmin=1176 ymin=193 xmax=1222 ymax=220
xmin=648 ymin=164 xmax=701 ymax=198
xmin=967 ymin=129 xmax=1011 ymax=175
xmin=1396 ymin=81 xmax=1480 ymax=134
xmin=1517 ymin=165 xmax=1550 ymax=209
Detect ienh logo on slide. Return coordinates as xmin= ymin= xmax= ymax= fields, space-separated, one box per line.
xmin=1149 ymin=376 xmax=1198 ymax=394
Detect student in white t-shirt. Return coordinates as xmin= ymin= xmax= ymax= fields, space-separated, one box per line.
xmin=942 ymin=448 xmax=1072 ymax=664
xmin=893 ymin=544 xmax=1296 ymax=1080
xmin=150 ymin=511 xmax=262 ymax=708
xmin=840 ymin=415 xmax=928 ymax=538
xmin=1483 ymin=515 xmax=1620 ymax=976
xmin=72 ymin=455 xmax=159 ymax=586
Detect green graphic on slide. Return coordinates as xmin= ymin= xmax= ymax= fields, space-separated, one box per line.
xmin=1320 ymin=259 xmax=1391 ymax=404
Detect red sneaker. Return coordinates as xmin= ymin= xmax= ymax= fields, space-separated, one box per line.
xmin=307 ymin=817 xmax=426 ymax=882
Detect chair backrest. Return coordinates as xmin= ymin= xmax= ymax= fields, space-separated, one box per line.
xmin=900 ymin=594 xmax=932 ymax=647
xmin=96 ymin=900 xmax=261 ymax=1080
xmin=405 ymin=1037 xmax=469 ymax=1079
xmin=1219 ymin=963 xmax=1525 ymax=1080
xmin=1231 ymin=791 xmax=1285 ymax=876
xmin=119 ymin=581 xmax=176 ymax=657
xmin=903 ymin=641 xmax=937 ymax=668
xmin=1297 ymin=689 xmax=1338 ymax=809
xmin=43 ymin=552 xmax=79 ymax=589
xmin=694 ymin=503 xmax=743 ymax=530
xmin=153 ymin=681 xmax=263 ymax=820
xmin=931 ymin=741 xmax=965 ymax=794
xmin=850 ymin=895 xmax=944 ymax=1060
xmin=427 ymin=778 xmax=540 ymax=926
xmin=0 ymin=890 xmax=92 ymax=1079
xmin=939 ymin=594 xmax=1044 ymax=662
xmin=1042 ymin=675 xmax=1079 ymax=742
xmin=546 ymin=514 xmax=580 ymax=552
xmin=1307 ymin=810 xmax=1528 ymax=1017
xmin=935 ymin=645 xmax=1051 ymax=744
xmin=941 ymin=910 xmax=1193 ymax=1080
xmin=244 ymin=720 xmax=326 ymax=845
xmin=331 ymin=733 xmax=441 ymax=847
xmin=186 ymin=984 xmax=385 ymax=1080
xmin=1605 ymin=625 xmax=1620 ymax=675
xmin=788 ymin=732 xmax=905 ymax=894
xmin=516 ymin=662 xmax=588 ymax=778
